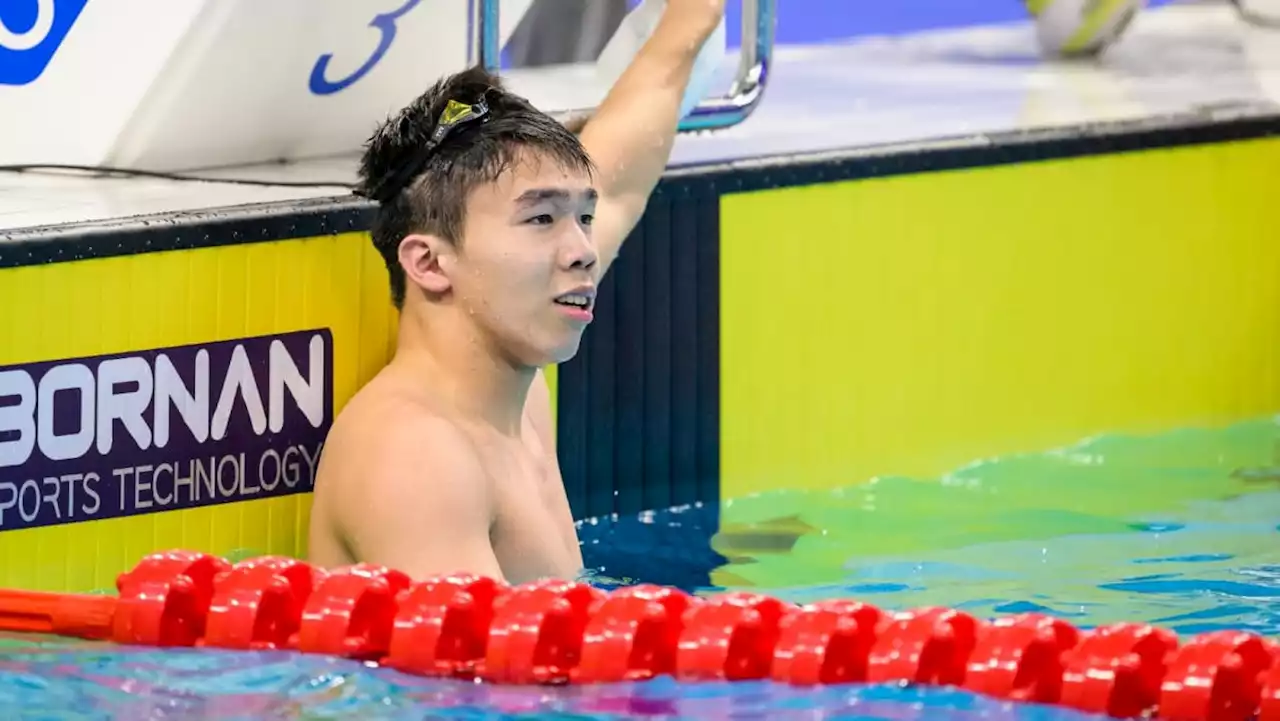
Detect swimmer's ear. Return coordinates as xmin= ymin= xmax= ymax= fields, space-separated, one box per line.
xmin=398 ymin=233 xmax=454 ymax=295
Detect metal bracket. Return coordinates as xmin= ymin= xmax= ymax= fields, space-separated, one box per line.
xmin=468 ymin=0 xmax=775 ymax=133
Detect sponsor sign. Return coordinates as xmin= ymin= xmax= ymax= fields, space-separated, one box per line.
xmin=0 ymin=330 xmax=333 ymax=532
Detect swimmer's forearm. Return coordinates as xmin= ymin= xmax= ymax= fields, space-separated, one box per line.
xmin=579 ymin=15 xmax=712 ymax=264
xmin=585 ymin=26 xmax=696 ymax=187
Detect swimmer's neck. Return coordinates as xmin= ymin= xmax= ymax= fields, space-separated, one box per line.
xmin=391 ymin=306 xmax=534 ymax=436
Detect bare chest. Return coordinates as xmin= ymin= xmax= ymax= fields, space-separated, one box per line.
xmin=478 ymin=429 xmax=582 ymax=585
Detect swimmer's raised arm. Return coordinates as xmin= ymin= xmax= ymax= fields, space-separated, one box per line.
xmin=579 ymin=0 xmax=726 ymax=273
xmin=309 ymin=409 xmax=504 ymax=582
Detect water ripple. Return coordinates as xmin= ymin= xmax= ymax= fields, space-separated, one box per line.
xmin=3 ymin=418 xmax=1279 ymax=718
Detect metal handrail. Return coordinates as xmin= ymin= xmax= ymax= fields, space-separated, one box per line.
xmin=468 ymin=0 xmax=775 ymax=133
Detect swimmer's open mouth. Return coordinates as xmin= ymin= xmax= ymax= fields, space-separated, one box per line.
xmin=554 ymin=291 xmax=595 ymax=310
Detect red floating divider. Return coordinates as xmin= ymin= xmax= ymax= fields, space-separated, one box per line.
xmin=964 ymin=613 xmax=1079 ymax=704
xmin=1060 ymin=622 xmax=1180 ymax=718
xmin=771 ymin=599 xmax=882 ymax=686
xmin=1260 ymin=657 xmax=1280 ymax=721
xmin=867 ymin=606 xmax=983 ymax=686
xmin=481 ymin=579 xmax=604 ymax=685
xmin=676 ymin=592 xmax=792 ymax=681
xmin=575 ymin=584 xmax=692 ymax=683
xmin=383 ymin=574 xmax=507 ymax=679
xmin=1157 ymin=630 xmax=1275 ymax=721
xmin=0 ymin=548 xmax=1277 ymax=721
xmin=0 ymin=588 xmax=117 ymax=642
xmin=201 ymin=556 xmax=325 ymax=651
xmin=294 ymin=564 xmax=411 ymax=660
xmin=113 ymin=550 xmax=231 ymax=647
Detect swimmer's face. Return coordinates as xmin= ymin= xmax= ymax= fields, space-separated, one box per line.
xmin=442 ymin=151 xmax=599 ymax=366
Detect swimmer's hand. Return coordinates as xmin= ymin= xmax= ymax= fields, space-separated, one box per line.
xmin=578 ymin=0 xmax=727 ymax=275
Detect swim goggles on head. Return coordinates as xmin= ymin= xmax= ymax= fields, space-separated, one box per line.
xmin=358 ymin=97 xmax=492 ymax=204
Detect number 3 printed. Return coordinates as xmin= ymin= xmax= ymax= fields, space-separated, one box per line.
xmin=309 ymin=0 xmax=423 ymax=96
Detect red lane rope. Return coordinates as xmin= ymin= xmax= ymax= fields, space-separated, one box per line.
xmin=1 ymin=550 xmax=1277 ymax=720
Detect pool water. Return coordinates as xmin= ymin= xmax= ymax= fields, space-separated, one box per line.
xmin=2 ymin=418 xmax=1278 ymax=719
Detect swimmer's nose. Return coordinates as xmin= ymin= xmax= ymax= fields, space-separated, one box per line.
xmin=560 ymin=230 xmax=599 ymax=272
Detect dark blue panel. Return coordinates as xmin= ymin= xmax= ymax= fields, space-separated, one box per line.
xmin=669 ymin=195 xmax=701 ymax=509
xmin=614 ymin=204 xmax=648 ymax=516
xmin=584 ymin=269 xmax=618 ymax=518
xmin=641 ymin=197 xmax=674 ymax=512
xmin=557 ymin=185 xmax=721 ymax=522
xmin=555 ymin=344 xmax=589 ymax=516
xmin=694 ymin=193 xmax=721 ymax=503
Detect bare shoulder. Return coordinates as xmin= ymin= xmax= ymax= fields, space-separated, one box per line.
xmin=308 ymin=380 xmax=500 ymax=579
xmin=317 ymin=384 xmax=481 ymax=492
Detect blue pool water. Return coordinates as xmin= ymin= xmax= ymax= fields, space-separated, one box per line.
xmin=2 ymin=418 xmax=1278 ymax=719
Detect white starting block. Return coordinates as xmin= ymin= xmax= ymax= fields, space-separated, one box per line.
xmin=0 ymin=1 xmax=1273 ymax=234
xmin=0 ymin=0 xmax=766 ymax=173
xmin=0 ymin=0 xmax=535 ymax=171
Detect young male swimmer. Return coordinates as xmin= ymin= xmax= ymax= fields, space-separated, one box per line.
xmin=306 ymin=0 xmax=726 ymax=585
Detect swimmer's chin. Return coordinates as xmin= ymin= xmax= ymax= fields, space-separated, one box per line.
xmin=541 ymin=338 xmax=586 ymax=365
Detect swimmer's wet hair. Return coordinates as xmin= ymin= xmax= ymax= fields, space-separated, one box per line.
xmin=358 ymin=65 xmax=595 ymax=308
